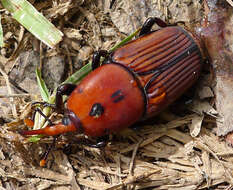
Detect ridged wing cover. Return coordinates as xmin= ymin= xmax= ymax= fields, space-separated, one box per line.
xmin=112 ymin=26 xmax=203 ymax=117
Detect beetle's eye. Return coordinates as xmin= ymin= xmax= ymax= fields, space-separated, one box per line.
xmin=89 ymin=103 xmax=104 ymax=118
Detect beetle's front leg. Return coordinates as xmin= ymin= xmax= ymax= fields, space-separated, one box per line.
xmin=92 ymin=50 xmax=109 ymax=70
xmin=139 ymin=17 xmax=168 ymax=36
xmin=25 ymin=84 xmax=77 ymax=127
xmin=55 ymin=84 xmax=77 ymax=113
xmin=31 ymin=84 xmax=77 ymax=114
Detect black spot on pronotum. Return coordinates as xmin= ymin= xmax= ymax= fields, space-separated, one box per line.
xmin=111 ymin=90 xmax=124 ymax=103
xmin=89 ymin=103 xmax=104 ymax=118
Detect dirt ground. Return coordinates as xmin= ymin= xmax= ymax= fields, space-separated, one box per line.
xmin=0 ymin=0 xmax=233 ymax=189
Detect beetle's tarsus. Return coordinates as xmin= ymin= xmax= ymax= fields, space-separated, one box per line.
xmin=139 ymin=17 xmax=168 ymax=36
xmin=32 ymin=107 xmax=53 ymax=126
xmin=92 ymin=50 xmax=109 ymax=70
xmin=32 ymin=101 xmax=56 ymax=108
xmin=79 ymin=135 xmax=109 ymax=148
xmin=40 ymin=136 xmax=58 ymax=167
xmin=55 ymin=84 xmax=77 ymax=113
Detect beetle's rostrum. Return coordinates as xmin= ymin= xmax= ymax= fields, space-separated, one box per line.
xmin=21 ymin=17 xmax=204 ymax=165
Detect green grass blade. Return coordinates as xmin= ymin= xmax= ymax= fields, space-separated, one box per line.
xmin=36 ymin=68 xmax=50 ymax=102
xmin=63 ymin=62 xmax=92 ymax=85
xmin=109 ymin=28 xmax=140 ymax=52
xmin=1 ymin=0 xmax=63 ymax=48
xmin=28 ymin=135 xmax=43 ymax=143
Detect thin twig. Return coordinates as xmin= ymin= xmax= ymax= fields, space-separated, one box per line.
xmin=65 ymin=45 xmax=73 ymax=75
xmin=129 ymin=139 xmax=143 ymax=176
xmin=0 ymin=94 xmax=31 ymax=98
xmin=0 ymin=64 xmax=18 ymax=118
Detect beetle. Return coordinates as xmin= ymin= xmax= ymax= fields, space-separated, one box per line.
xmin=21 ymin=17 xmax=204 ymax=165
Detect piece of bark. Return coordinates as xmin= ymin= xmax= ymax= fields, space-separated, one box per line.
xmin=197 ymin=0 xmax=233 ymax=136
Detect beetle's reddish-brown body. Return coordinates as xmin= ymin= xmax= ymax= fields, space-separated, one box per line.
xmin=22 ymin=22 xmax=203 ymax=139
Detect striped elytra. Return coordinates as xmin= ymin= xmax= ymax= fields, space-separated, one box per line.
xmin=112 ymin=26 xmax=203 ymax=117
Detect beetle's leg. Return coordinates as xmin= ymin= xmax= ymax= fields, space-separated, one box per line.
xmin=40 ymin=136 xmax=58 ymax=167
xmin=24 ymin=107 xmax=53 ymax=128
xmin=78 ymin=135 xmax=109 ymax=148
xmin=25 ymin=84 xmax=77 ymax=126
xmin=55 ymin=84 xmax=77 ymax=113
xmin=33 ymin=84 xmax=77 ymax=113
xmin=91 ymin=135 xmax=109 ymax=148
xmin=31 ymin=84 xmax=77 ymax=114
xmin=139 ymin=17 xmax=168 ymax=36
xmin=32 ymin=107 xmax=53 ymax=126
xmin=32 ymin=101 xmax=56 ymax=109
xmin=92 ymin=50 xmax=109 ymax=70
